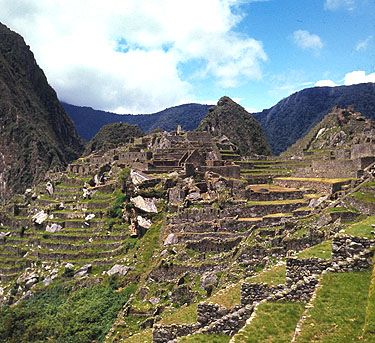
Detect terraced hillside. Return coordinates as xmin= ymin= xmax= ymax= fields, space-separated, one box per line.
xmin=0 ymin=118 xmax=375 ymax=343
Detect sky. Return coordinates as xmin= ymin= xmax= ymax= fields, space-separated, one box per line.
xmin=0 ymin=0 xmax=374 ymax=114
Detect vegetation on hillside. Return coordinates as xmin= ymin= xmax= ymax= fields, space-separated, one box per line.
xmin=197 ymin=96 xmax=271 ymax=156
xmin=63 ymin=102 xmax=211 ymax=141
xmin=253 ymin=83 xmax=375 ymax=154
xmin=84 ymin=122 xmax=145 ymax=155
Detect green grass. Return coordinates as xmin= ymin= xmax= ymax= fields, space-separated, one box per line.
xmin=159 ymin=303 xmax=198 ymax=325
xmin=248 ymin=263 xmax=286 ymax=286
xmin=232 ymin=302 xmax=305 ymax=343
xmin=123 ymin=329 xmax=152 ymax=343
xmin=295 ymin=270 xmax=372 ymax=343
xmin=363 ymin=254 xmax=375 ymax=338
xmin=344 ymin=216 xmax=375 ymax=237
xmin=324 ymin=206 xmax=348 ymax=213
xmin=179 ymin=334 xmax=231 ymax=343
xmin=207 ymin=283 xmax=242 ymax=309
xmin=297 ymin=240 xmax=332 ymax=259
xmin=361 ymin=181 xmax=375 ymax=188
xmin=352 ymin=191 xmax=375 ymax=203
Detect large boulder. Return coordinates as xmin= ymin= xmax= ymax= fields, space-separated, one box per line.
xmin=46 ymin=223 xmax=62 ymax=233
xmin=107 ymin=264 xmax=132 ymax=276
xmin=164 ymin=233 xmax=178 ymax=245
xmin=131 ymin=196 xmax=158 ymax=213
xmin=32 ymin=211 xmax=48 ymax=225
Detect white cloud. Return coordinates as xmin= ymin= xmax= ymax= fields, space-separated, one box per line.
xmin=344 ymin=71 xmax=375 ymax=85
xmin=292 ymin=30 xmax=323 ymax=52
xmin=0 ymin=0 xmax=267 ymax=113
xmin=356 ymin=36 xmax=373 ymax=51
xmin=324 ymin=0 xmax=355 ymax=11
xmin=315 ymin=80 xmax=338 ymax=87
xmin=314 ymin=71 xmax=375 ymax=88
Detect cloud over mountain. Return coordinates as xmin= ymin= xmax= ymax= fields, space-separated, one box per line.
xmin=0 ymin=0 xmax=267 ymax=114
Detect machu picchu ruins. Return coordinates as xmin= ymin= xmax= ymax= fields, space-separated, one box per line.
xmin=1 ymin=102 xmax=375 ymax=343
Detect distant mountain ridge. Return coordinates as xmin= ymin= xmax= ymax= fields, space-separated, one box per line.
xmin=0 ymin=23 xmax=83 ymax=201
xmin=253 ymin=83 xmax=375 ymax=155
xmin=62 ymin=102 xmax=211 ymax=142
xmin=64 ymin=83 xmax=375 ymax=155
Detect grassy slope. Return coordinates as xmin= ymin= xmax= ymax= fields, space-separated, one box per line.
xmin=295 ymin=271 xmax=372 ymax=343
xmin=232 ymin=302 xmax=305 ymax=343
xmin=363 ymin=254 xmax=375 ymax=339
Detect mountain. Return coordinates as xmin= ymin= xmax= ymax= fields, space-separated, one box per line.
xmin=0 ymin=23 xmax=84 ymax=201
xmin=283 ymin=105 xmax=373 ymax=157
xmin=253 ymin=83 xmax=375 ymax=155
xmin=84 ymin=122 xmax=145 ymax=155
xmin=196 ymin=96 xmax=271 ymax=156
xmin=62 ymin=102 xmax=211 ymax=142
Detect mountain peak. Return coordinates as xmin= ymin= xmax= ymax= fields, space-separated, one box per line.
xmin=197 ymin=96 xmax=271 ymax=156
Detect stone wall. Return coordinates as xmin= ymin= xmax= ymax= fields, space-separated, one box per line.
xmin=167 ymin=208 xmax=220 ymax=225
xmin=222 ymin=202 xmax=306 ymax=218
xmin=285 ymin=257 xmax=331 ymax=285
xmin=152 ymin=323 xmax=198 ymax=343
xmin=274 ymin=178 xmax=351 ymax=194
xmin=198 ymin=165 xmax=240 ymax=179
xmin=148 ymin=262 xmax=225 ymax=282
xmin=346 ymin=196 xmax=375 ymax=215
xmin=185 ymin=237 xmax=242 ymax=253
xmin=331 ymin=235 xmax=375 ymax=271
xmin=196 ymin=302 xmax=230 ymax=326
xmin=351 ymin=143 xmax=375 ymax=159
xmin=197 ymin=304 xmax=254 ymax=336
xmin=246 ymin=190 xmax=306 ymax=201
xmin=118 ymin=151 xmax=153 ymax=162
xmin=241 ymin=282 xmax=284 ymax=306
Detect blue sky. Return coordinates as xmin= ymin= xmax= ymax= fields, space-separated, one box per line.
xmin=0 ymin=0 xmax=374 ymax=113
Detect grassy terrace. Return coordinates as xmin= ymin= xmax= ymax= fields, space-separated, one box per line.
xmin=232 ymin=302 xmax=305 ymax=343
xmin=159 ymin=303 xmax=198 ymax=325
xmin=297 ymin=240 xmax=332 ymax=259
xmin=343 ymin=216 xmax=375 ymax=237
xmin=179 ymin=334 xmax=231 ymax=343
xmin=248 ymin=263 xmax=286 ymax=286
xmin=352 ymin=191 xmax=375 ymax=202
xmin=295 ymin=271 xmax=372 ymax=343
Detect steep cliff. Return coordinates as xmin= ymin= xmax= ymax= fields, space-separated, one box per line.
xmin=0 ymin=23 xmax=84 ymax=201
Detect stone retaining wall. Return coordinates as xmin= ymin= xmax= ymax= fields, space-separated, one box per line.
xmin=331 ymin=235 xmax=375 ymax=271
xmin=152 ymin=323 xmax=199 ymax=343
xmin=222 ymin=202 xmax=306 ymax=218
xmin=185 ymin=237 xmax=242 ymax=253
xmin=286 ymin=258 xmax=331 ymax=285
xmin=196 ymin=302 xmax=230 ymax=326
